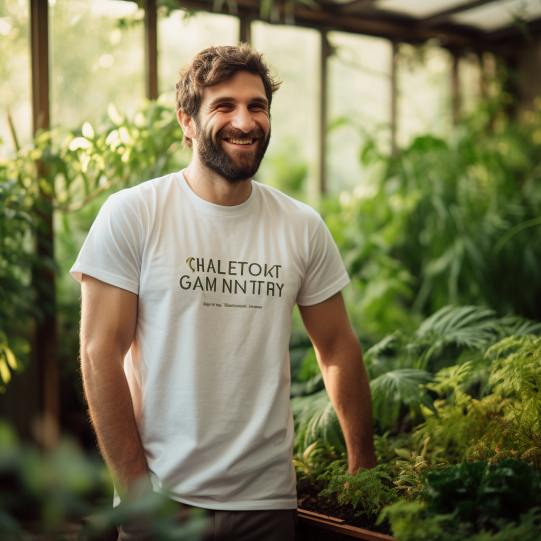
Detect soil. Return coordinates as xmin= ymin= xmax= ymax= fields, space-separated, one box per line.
xmin=298 ymin=495 xmax=392 ymax=536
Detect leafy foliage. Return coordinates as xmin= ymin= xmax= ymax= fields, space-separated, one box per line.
xmin=413 ymin=335 xmax=541 ymax=468
xmin=325 ymin=102 xmax=541 ymax=337
xmin=378 ymin=460 xmax=541 ymax=541
xmin=293 ymin=441 xmax=344 ymax=495
xmin=423 ymin=459 xmax=541 ymax=530
xmin=0 ymin=421 xmax=208 ymax=540
xmin=370 ymin=369 xmax=434 ymax=431
xmin=291 ymin=305 xmax=539 ymax=449
xmin=0 ymin=99 xmax=188 ymax=391
xmin=291 ymin=388 xmax=346 ymax=455
xmin=0 ymin=162 xmax=40 ymax=388
xmin=317 ymin=462 xmax=395 ymax=518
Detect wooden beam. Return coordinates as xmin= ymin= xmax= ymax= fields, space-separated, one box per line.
xmin=319 ymin=31 xmax=331 ymax=195
xmin=335 ymin=0 xmax=376 ymax=16
xmin=419 ymin=0 xmax=499 ymax=28
xmin=485 ymin=15 xmax=541 ymax=44
xmin=176 ymin=0 xmax=503 ymax=52
xmin=451 ymin=50 xmax=460 ymax=124
xmin=30 ymin=0 xmax=59 ymax=450
xmin=240 ymin=13 xmax=252 ymax=44
xmin=145 ymin=0 xmax=158 ymax=100
xmin=390 ymin=40 xmax=398 ymax=158
xmin=30 ymin=0 xmax=49 ymax=134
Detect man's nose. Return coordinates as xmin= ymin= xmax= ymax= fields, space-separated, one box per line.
xmin=230 ymin=107 xmax=256 ymax=133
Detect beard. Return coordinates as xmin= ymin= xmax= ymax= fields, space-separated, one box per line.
xmin=194 ymin=119 xmax=271 ymax=183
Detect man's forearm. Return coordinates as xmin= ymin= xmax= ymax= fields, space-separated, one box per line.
xmin=317 ymin=337 xmax=377 ymax=473
xmin=82 ymin=350 xmax=150 ymax=497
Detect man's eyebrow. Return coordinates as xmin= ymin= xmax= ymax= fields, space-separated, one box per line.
xmin=208 ymin=97 xmax=236 ymax=107
xmin=208 ymin=96 xmax=269 ymax=108
xmin=251 ymin=97 xmax=269 ymax=107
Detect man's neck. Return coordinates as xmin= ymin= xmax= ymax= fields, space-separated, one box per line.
xmin=183 ymin=159 xmax=252 ymax=207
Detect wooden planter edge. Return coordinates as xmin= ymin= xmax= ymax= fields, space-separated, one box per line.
xmin=297 ymin=509 xmax=397 ymax=541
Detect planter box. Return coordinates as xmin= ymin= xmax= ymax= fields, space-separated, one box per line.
xmin=296 ymin=509 xmax=397 ymax=541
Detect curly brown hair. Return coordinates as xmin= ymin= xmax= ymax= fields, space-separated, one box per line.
xmin=175 ymin=43 xmax=281 ymax=149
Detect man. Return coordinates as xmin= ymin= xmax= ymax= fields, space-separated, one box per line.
xmin=71 ymin=44 xmax=376 ymax=541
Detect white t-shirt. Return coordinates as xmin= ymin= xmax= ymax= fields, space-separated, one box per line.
xmin=71 ymin=170 xmax=350 ymax=510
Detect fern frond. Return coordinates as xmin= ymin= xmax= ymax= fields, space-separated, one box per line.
xmin=415 ymin=305 xmax=499 ymax=349
xmin=496 ymin=315 xmax=541 ymax=338
xmin=291 ymin=389 xmax=345 ymax=453
xmin=427 ymin=361 xmax=475 ymax=396
xmin=414 ymin=305 xmax=500 ymax=369
xmin=364 ymin=331 xmax=402 ymax=360
xmin=370 ymin=369 xmax=435 ymax=430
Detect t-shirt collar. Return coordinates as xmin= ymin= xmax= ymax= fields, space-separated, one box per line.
xmin=176 ymin=169 xmax=258 ymax=217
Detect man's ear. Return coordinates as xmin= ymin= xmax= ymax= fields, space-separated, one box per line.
xmin=177 ymin=109 xmax=196 ymax=140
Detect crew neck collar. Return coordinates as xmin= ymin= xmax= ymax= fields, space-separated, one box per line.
xmin=175 ymin=169 xmax=258 ymax=217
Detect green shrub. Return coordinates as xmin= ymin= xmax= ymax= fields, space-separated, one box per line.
xmin=423 ymin=459 xmax=541 ymax=528
xmin=413 ymin=335 xmax=541 ymax=468
xmin=325 ymin=103 xmax=541 ymax=338
xmin=378 ymin=460 xmax=541 ymax=541
xmin=317 ymin=462 xmax=395 ymax=518
xmin=0 ymin=421 xmax=207 ymax=540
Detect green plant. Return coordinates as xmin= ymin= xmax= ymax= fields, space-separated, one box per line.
xmin=291 ymin=305 xmax=539 ymax=451
xmin=293 ymin=441 xmax=344 ymax=494
xmin=379 ymin=501 xmax=541 ymax=541
xmin=377 ymin=500 xmax=449 ymax=541
xmin=423 ymin=459 xmax=541 ymax=530
xmin=317 ymin=462 xmax=395 ymax=518
xmin=291 ymin=388 xmax=345 ymax=455
xmin=413 ymin=335 xmax=541 ymax=468
xmin=390 ymin=455 xmax=441 ymax=503
xmin=325 ymin=99 xmax=541 ymax=338
xmin=0 ymin=98 xmax=189 ymax=393
xmin=0 ymin=420 xmax=208 ymax=540
xmin=377 ymin=461 xmax=541 ymax=541
xmin=0 ymin=160 xmax=41 ymax=389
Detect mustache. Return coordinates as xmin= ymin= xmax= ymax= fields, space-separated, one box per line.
xmin=217 ymin=127 xmax=266 ymax=141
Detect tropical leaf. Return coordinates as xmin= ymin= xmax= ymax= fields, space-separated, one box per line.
xmin=370 ymin=369 xmax=435 ymax=430
xmin=291 ymin=389 xmax=345 ymax=453
xmin=414 ymin=305 xmax=501 ymax=369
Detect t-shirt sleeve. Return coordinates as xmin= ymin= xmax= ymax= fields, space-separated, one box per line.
xmin=296 ymin=216 xmax=350 ymax=306
xmin=70 ymin=193 xmax=144 ymax=295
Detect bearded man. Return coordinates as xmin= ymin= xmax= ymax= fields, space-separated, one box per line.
xmin=71 ymin=44 xmax=376 ymax=541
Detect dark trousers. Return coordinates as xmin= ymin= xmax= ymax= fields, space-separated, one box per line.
xmin=118 ymin=504 xmax=297 ymax=541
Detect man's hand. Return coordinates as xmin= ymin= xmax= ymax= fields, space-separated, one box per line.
xmin=80 ymin=274 xmax=150 ymax=497
xmin=298 ymin=292 xmax=377 ymax=473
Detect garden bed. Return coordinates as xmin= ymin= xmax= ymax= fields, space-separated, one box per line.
xmin=296 ymin=508 xmax=396 ymax=541
xmin=297 ymin=497 xmax=395 ymax=541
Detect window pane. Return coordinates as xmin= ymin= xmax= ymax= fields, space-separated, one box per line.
xmin=0 ymin=0 xmax=31 ymax=155
xmin=459 ymin=53 xmax=481 ymax=116
xmin=327 ymin=32 xmax=392 ymax=192
xmin=158 ymin=10 xmax=239 ymax=97
xmin=397 ymin=43 xmax=453 ymax=147
xmin=251 ymin=22 xmax=319 ymax=202
xmin=49 ymin=0 xmax=145 ymax=129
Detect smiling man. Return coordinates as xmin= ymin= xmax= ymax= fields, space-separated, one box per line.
xmin=71 ymin=44 xmax=376 ymax=541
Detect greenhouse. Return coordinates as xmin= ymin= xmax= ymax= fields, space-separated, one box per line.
xmin=1 ymin=0 xmax=541 ymax=539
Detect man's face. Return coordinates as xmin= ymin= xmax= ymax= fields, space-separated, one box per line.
xmin=193 ymin=71 xmax=271 ymax=182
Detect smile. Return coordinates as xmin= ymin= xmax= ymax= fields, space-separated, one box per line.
xmin=224 ymin=138 xmax=255 ymax=146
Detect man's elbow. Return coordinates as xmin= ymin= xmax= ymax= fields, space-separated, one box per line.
xmin=316 ymin=330 xmax=363 ymax=370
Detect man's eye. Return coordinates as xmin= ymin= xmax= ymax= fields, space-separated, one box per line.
xmin=217 ymin=104 xmax=233 ymax=110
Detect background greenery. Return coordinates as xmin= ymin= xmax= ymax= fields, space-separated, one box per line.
xmin=2 ymin=1 xmax=541 ymax=538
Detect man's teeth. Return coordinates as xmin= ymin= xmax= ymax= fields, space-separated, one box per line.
xmin=227 ymin=138 xmax=253 ymax=145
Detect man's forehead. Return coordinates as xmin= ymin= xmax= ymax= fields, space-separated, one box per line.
xmin=202 ymin=71 xmax=267 ymax=104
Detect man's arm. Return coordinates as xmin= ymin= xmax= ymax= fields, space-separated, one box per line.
xmin=80 ymin=274 xmax=150 ymax=498
xmin=298 ymin=291 xmax=376 ymax=473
